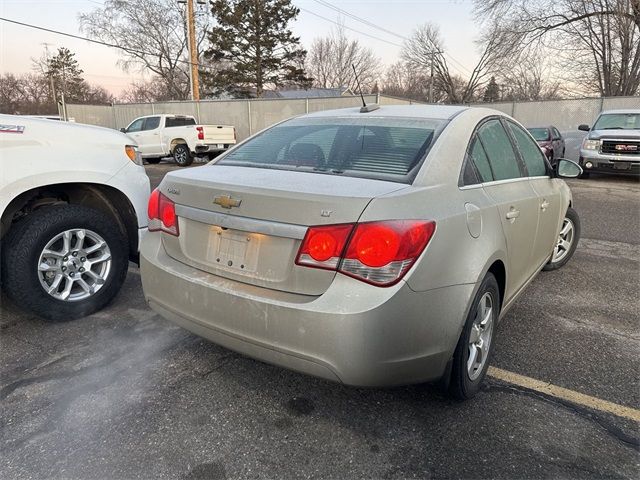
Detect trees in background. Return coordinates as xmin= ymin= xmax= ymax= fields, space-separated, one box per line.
xmin=80 ymin=0 xmax=209 ymax=100
xmin=202 ymin=0 xmax=311 ymax=98
xmin=474 ymin=0 xmax=640 ymax=96
xmin=306 ymin=24 xmax=381 ymax=92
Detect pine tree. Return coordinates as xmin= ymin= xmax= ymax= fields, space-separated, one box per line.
xmin=46 ymin=47 xmax=88 ymax=103
xmin=483 ymin=76 xmax=500 ymax=103
xmin=202 ymin=0 xmax=311 ymax=98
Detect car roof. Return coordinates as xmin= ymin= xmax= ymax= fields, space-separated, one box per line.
xmin=301 ymin=104 xmax=470 ymax=121
xmin=599 ymin=109 xmax=640 ymax=115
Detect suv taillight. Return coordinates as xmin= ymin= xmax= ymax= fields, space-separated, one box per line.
xmin=196 ymin=126 xmax=204 ymax=140
xmin=148 ymin=188 xmax=179 ymax=236
xmin=295 ymin=220 xmax=435 ymax=286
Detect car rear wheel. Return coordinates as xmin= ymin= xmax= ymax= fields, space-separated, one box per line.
xmin=1 ymin=205 xmax=129 ymax=321
xmin=543 ymin=207 xmax=580 ymax=271
xmin=449 ymin=273 xmax=499 ymax=400
xmin=173 ymin=144 xmax=193 ymax=167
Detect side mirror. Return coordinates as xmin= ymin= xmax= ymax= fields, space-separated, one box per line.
xmin=556 ymin=158 xmax=583 ymax=178
xmin=120 ymin=127 xmax=126 ymax=133
xmin=578 ymin=124 xmax=590 ymax=132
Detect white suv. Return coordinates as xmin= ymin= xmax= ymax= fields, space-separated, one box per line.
xmin=0 ymin=115 xmax=150 ymax=321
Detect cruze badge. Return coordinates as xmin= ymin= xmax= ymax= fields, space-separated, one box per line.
xmin=214 ymin=195 xmax=242 ymax=209
xmin=615 ymin=144 xmax=638 ymax=151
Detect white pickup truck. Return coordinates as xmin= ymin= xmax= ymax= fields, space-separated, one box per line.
xmin=1 ymin=115 xmax=150 ymax=321
xmin=121 ymin=114 xmax=236 ymax=166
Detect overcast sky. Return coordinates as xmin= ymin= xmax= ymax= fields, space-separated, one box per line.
xmin=0 ymin=0 xmax=480 ymax=96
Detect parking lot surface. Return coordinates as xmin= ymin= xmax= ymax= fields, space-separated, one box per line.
xmin=1 ymin=161 xmax=639 ymax=479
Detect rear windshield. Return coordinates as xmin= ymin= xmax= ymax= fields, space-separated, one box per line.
xmin=593 ymin=113 xmax=640 ymax=130
xmin=527 ymin=128 xmax=550 ymax=141
xmin=215 ymin=116 xmax=446 ymax=183
xmin=165 ymin=117 xmax=196 ymax=127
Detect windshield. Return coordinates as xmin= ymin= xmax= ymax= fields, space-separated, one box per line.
xmin=527 ymin=128 xmax=550 ymax=141
xmin=593 ymin=113 xmax=640 ymax=130
xmin=215 ymin=116 xmax=446 ymax=183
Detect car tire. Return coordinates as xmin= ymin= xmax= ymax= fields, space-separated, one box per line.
xmin=146 ymin=157 xmax=161 ymax=164
xmin=173 ymin=144 xmax=193 ymax=167
xmin=448 ymin=272 xmax=499 ymax=400
xmin=542 ymin=207 xmax=580 ymax=271
xmin=1 ymin=205 xmax=129 ymax=321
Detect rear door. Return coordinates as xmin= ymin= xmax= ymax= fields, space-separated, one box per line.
xmin=475 ymin=118 xmax=540 ymax=299
xmin=506 ymin=120 xmax=562 ymax=268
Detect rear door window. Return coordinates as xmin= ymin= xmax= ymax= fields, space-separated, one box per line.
xmin=217 ymin=117 xmax=446 ymax=183
xmin=507 ymin=120 xmax=548 ymax=177
xmin=143 ymin=116 xmax=160 ymax=130
xmin=165 ymin=117 xmax=196 ymax=127
xmin=477 ymin=119 xmax=524 ymax=181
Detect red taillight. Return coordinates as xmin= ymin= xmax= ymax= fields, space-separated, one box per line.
xmin=295 ymin=224 xmax=353 ymax=270
xmin=148 ymin=188 xmax=179 ymax=236
xmin=295 ymin=220 xmax=435 ymax=286
xmin=196 ymin=126 xmax=204 ymax=140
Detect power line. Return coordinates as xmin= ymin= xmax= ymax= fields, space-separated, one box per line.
xmin=298 ymin=8 xmax=403 ymax=48
xmin=306 ymin=0 xmax=473 ymax=75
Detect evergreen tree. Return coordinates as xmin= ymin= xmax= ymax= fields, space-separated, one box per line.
xmin=46 ymin=47 xmax=88 ymax=103
xmin=483 ymin=76 xmax=500 ymax=103
xmin=202 ymin=0 xmax=311 ymax=98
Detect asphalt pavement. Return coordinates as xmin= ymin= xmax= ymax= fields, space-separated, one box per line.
xmin=1 ymin=161 xmax=638 ymax=479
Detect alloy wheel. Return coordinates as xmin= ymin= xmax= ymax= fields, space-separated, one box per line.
xmin=551 ymin=218 xmax=574 ymax=263
xmin=467 ymin=292 xmax=494 ymax=381
xmin=37 ymin=228 xmax=112 ymax=302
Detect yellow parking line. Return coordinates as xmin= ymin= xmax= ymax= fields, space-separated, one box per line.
xmin=488 ymin=367 xmax=640 ymax=423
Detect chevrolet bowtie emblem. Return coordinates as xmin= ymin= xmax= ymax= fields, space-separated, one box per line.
xmin=213 ymin=195 xmax=242 ymax=209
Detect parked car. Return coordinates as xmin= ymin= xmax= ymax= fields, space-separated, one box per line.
xmin=0 ymin=115 xmax=150 ymax=321
xmin=526 ymin=125 xmax=565 ymax=165
xmin=140 ymin=104 xmax=582 ymax=400
xmin=121 ymin=114 xmax=236 ymax=167
xmin=578 ymin=109 xmax=640 ymax=177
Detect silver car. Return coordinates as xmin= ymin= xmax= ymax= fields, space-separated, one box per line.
xmin=140 ymin=105 xmax=582 ymax=399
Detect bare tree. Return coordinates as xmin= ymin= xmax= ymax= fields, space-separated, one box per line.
xmin=80 ymin=0 xmax=211 ymax=100
xmin=382 ymin=61 xmax=431 ymax=101
xmin=497 ymin=52 xmax=562 ymax=101
xmin=401 ymin=23 xmax=508 ymax=104
xmin=306 ymin=24 xmax=382 ymax=92
xmin=474 ymin=0 xmax=640 ymax=96
xmin=120 ymin=78 xmax=177 ymax=103
xmin=0 ymin=73 xmax=56 ymax=115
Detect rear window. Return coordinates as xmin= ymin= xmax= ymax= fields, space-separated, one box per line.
xmin=593 ymin=113 xmax=640 ymax=130
xmin=165 ymin=117 xmax=196 ymax=127
xmin=216 ymin=116 xmax=446 ymax=183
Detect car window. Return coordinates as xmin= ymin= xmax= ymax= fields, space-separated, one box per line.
xmin=507 ymin=120 xmax=548 ymax=177
xmin=464 ymin=137 xmax=494 ymax=184
xmin=217 ymin=116 xmax=445 ymax=183
xmin=527 ymin=128 xmax=550 ymax=141
xmin=165 ymin=117 xmax=196 ymax=127
xmin=143 ymin=116 xmax=160 ymax=130
xmin=476 ymin=119 xmax=523 ymax=180
xmin=552 ymin=127 xmax=561 ymax=140
xmin=126 ymin=118 xmax=145 ymax=133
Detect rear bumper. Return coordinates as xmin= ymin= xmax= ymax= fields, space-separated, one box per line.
xmin=195 ymin=143 xmax=234 ymax=154
xmin=140 ymin=233 xmax=473 ymax=387
xmin=579 ymin=152 xmax=640 ymax=175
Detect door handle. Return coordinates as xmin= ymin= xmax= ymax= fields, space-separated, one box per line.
xmin=505 ymin=208 xmax=520 ymax=220
xmin=541 ymin=200 xmax=549 ymax=211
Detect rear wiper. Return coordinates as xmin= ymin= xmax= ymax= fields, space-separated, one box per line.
xmin=313 ymin=167 xmax=344 ymax=174
xmin=602 ymin=127 xmax=624 ymax=129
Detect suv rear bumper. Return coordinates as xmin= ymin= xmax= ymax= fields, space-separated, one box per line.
xmin=140 ymin=233 xmax=473 ymax=387
xmin=195 ymin=143 xmax=234 ymax=154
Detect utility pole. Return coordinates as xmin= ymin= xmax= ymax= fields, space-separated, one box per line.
xmin=42 ymin=43 xmax=57 ymax=108
xmin=180 ymin=0 xmax=201 ymax=101
xmin=428 ymin=50 xmax=442 ymax=104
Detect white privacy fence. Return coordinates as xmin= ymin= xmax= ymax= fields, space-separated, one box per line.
xmin=66 ymin=94 xmax=640 ymax=142
xmin=65 ymin=94 xmax=414 ymax=141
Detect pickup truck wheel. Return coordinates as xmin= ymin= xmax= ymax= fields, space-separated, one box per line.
xmin=1 ymin=205 xmax=129 ymax=321
xmin=449 ymin=273 xmax=499 ymax=400
xmin=543 ymin=207 xmax=580 ymax=271
xmin=145 ymin=157 xmax=161 ymax=164
xmin=173 ymin=144 xmax=193 ymax=167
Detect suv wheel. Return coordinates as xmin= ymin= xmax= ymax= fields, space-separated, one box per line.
xmin=1 ymin=205 xmax=129 ymax=321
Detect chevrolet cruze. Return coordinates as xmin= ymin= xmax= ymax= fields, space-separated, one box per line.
xmin=140 ymin=105 xmax=582 ymax=399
